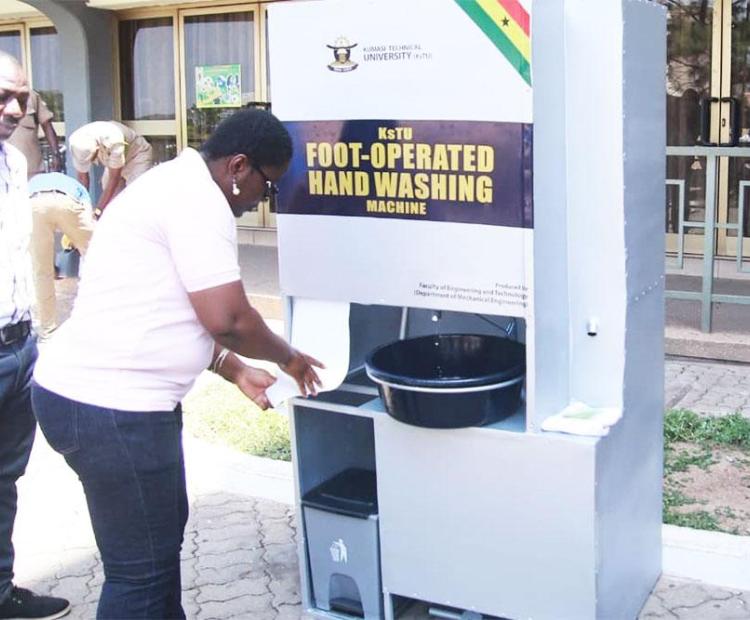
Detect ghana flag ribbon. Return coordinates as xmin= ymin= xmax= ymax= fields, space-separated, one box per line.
xmin=455 ymin=0 xmax=531 ymax=86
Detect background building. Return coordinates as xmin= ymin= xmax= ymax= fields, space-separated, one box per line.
xmin=1 ymin=0 xmax=749 ymax=263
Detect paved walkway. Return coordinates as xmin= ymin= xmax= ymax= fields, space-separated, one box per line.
xmin=666 ymin=358 xmax=750 ymax=417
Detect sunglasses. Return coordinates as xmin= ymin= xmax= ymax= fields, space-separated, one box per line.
xmin=253 ymin=164 xmax=279 ymax=200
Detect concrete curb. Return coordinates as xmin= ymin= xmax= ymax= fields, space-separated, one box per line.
xmin=184 ymin=434 xmax=294 ymax=505
xmin=184 ymin=437 xmax=750 ymax=593
xmin=662 ymin=524 xmax=750 ymax=591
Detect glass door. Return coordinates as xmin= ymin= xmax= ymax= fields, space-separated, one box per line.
xmin=662 ymin=0 xmax=750 ymax=261
xmin=179 ymin=5 xmax=271 ymax=229
xmin=724 ymin=0 xmax=750 ymax=260
xmin=662 ymin=0 xmax=719 ymax=256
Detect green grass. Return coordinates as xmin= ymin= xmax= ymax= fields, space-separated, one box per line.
xmin=664 ymin=409 xmax=750 ymax=449
xmin=663 ymin=510 xmax=721 ymax=531
xmin=182 ymin=372 xmax=291 ymax=461
xmin=664 ymin=447 xmax=714 ymax=474
xmin=662 ymin=409 xmax=750 ymax=533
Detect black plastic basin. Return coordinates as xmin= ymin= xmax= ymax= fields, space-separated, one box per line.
xmin=365 ymin=334 xmax=525 ymax=429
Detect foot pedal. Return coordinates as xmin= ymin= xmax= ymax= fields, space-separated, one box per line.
xmin=330 ymin=596 xmax=364 ymax=617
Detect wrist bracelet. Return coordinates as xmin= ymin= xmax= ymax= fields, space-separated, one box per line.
xmin=211 ymin=347 xmax=231 ymax=373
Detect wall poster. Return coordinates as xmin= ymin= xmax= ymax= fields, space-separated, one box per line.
xmin=195 ymin=64 xmax=241 ymax=109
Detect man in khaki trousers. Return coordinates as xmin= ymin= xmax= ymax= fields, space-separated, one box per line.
xmin=28 ymin=172 xmax=94 ymax=339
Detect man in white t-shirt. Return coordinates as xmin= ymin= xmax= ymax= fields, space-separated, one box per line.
xmin=32 ymin=108 xmax=321 ymax=619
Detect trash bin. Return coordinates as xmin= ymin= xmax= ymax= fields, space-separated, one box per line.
xmin=302 ymin=468 xmax=382 ymax=618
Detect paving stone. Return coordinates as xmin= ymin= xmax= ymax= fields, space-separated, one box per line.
xmin=256 ymin=498 xmax=293 ymax=520
xmin=268 ymin=573 xmax=302 ymax=606
xmin=196 ymin=547 xmax=265 ymax=572
xmin=182 ymin=557 xmax=200 ymax=591
xmin=638 ymin=593 xmax=676 ymax=618
xmin=22 ymin=577 xmax=56 ymax=597
xmin=195 ymin=493 xmax=236 ymax=508
xmin=197 ymin=577 xmax=270 ymax=603
xmin=199 ymin=535 xmax=263 ymax=556
xmin=194 ymin=564 xmax=264 ymax=588
xmin=68 ymin=600 xmax=99 ymax=619
xmin=50 ymin=574 xmax=91 ymax=603
xmin=54 ymin=552 xmax=99 ymax=579
xmin=276 ymin=604 xmax=306 ymax=620
xmin=658 ymin=579 xmax=735 ymax=610
xmin=720 ymin=397 xmax=746 ymax=408
xmin=262 ymin=520 xmax=295 ymax=545
xmin=197 ymin=593 xmax=274 ymax=619
xmin=263 ymin=543 xmax=299 ymax=576
xmin=182 ymin=531 xmax=199 ymax=561
xmin=670 ymin=595 xmax=750 ymax=619
xmin=192 ymin=504 xmax=259 ymax=524
xmin=83 ymin=585 xmax=99 ymax=604
xmin=87 ymin=569 xmax=104 ymax=590
xmin=197 ymin=523 xmax=262 ymax=544
xmin=183 ymin=598 xmax=201 ymax=620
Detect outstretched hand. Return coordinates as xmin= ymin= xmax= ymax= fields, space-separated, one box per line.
xmin=279 ymin=348 xmax=325 ymax=397
xmin=235 ymin=365 xmax=277 ymax=410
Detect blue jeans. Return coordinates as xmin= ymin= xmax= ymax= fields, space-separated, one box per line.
xmin=31 ymin=384 xmax=188 ymax=620
xmin=0 ymin=336 xmax=37 ymax=605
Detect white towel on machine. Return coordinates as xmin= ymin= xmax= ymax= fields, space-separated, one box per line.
xmin=541 ymin=401 xmax=623 ymax=437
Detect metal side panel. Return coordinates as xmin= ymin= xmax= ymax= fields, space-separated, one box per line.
xmin=591 ymin=2 xmax=666 ymax=619
xmin=375 ymin=416 xmax=598 ymax=620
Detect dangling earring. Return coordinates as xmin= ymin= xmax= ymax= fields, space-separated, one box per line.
xmin=232 ymin=177 xmax=240 ymax=196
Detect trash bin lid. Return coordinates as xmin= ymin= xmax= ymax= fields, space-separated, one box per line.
xmin=302 ymin=468 xmax=378 ymax=518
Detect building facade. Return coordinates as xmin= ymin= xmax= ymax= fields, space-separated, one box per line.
xmin=1 ymin=0 xmax=749 ymax=259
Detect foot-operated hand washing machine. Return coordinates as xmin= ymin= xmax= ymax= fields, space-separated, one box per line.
xmin=268 ymin=1 xmax=666 ymax=618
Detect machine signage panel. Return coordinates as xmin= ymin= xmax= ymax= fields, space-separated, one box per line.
xmin=279 ymin=119 xmax=533 ymax=229
xmin=269 ymin=0 xmax=533 ymax=318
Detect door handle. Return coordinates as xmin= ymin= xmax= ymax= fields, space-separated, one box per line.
xmin=719 ymin=96 xmax=740 ymax=146
xmin=699 ymin=96 xmax=719 ymax=146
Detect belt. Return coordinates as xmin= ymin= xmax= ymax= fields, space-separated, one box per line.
xmin=0 ymin=320 xmax=31 ymax=345
xmin=29 ymin=189 xmax=69 ymax=199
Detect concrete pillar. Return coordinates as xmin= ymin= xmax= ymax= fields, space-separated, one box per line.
xmin=22 ymin=0 xmax=116 ymax=185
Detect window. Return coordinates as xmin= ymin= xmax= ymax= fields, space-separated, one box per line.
xmin=30 ymin=26 xmax=64 ymax=121
xmin=118 ymin=16 xmax=177 ymax=164
xmin=119 ymin=18 xmax=175 ymax=121
xmin=0 ymin=29 xmax=22 ymax=60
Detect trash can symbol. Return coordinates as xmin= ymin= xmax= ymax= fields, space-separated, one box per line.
xmin=330 ymin=538 xmax=348 ymax=563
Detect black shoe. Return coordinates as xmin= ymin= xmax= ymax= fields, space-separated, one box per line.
xmin=0 ymin=587 xmax=70 ymax=620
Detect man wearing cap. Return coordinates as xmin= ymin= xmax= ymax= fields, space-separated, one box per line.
xmin=0 ymin=51 xmax=71 ymax=620
xmin=28 ymin=172 xmax=94 ymax=339
xmin=68 ymin=120 xmax=152 ymax=218
xmin=7 ymin=89 xmax=60 ymax=179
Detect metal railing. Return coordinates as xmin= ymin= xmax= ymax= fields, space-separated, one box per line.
xmin=666 ymin=146 xmax=750 ymax=332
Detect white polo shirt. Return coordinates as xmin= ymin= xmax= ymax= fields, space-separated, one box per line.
xmin=34 ymin=148 xmax=241 ymax=411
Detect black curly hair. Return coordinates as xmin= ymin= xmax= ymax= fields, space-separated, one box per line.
xmin=200 ymin=108 xmax=293 ymax=168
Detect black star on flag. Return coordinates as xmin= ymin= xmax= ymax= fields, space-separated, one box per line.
xmin=502 ymin=16 xmax=510 ymax=26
